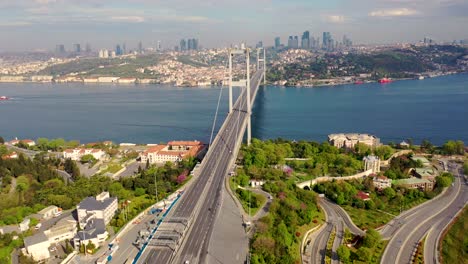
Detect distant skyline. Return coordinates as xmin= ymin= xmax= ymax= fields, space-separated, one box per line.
xmin=0 ymin=0 xmax=467 ymax=52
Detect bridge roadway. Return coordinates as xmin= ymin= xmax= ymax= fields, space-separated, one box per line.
xmin=139 ymin=70 xmax=265 ymax=264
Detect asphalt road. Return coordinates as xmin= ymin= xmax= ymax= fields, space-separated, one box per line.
xmin=309 ymin=198 xmax=362 ymax=264
xmin=139 ymin=69 xmax=264 ymax=263
xmin=381 ymin=162 xmax=467 ymax=264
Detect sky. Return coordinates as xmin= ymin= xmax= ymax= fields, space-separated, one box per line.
xmin=0 ymin=0 xmax=467 ymax=52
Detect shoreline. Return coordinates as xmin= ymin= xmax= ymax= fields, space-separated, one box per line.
xmin=0 ymin=71 xmax=465 ymax=88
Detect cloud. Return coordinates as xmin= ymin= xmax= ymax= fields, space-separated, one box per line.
xmin=110 ymin=16 xmax=145 ymax=23
xmin=369 ymin=8 xmax=419 ymax=17
xmin=0 ymin=21 xmax=32 ymax=27
xmin=323 ymin=15 xmax=346 ymax=23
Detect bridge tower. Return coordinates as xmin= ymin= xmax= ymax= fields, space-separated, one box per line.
xmin=257 ymin=47 xmax=266 ymax=85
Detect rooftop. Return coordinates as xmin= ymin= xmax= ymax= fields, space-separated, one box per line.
xmin=393 ymin=178 xmax=431 ymax=185
xmin=24 ymin=232 xmax=49 ymax=247
xmin=78 ymin=193 xmax=116 ymax=211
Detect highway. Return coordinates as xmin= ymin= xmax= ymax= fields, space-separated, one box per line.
xmin=138 ymin=69 xmax=265 ymax=263
xmin=308 ymin=198 xmax=365 ymax=264
xmin=381 ymin=161 xmax=467 ymax=264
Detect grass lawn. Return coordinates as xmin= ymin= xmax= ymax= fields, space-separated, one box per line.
xmin=100 ymin=163 xmax=123 ymax=174
xmin=343 ymin=205 xmax=394 ymax=229
xmin=441 ymin=207 xmax=468 ymax=264
xmin=349 ymin=240 xmax=388 ymax=264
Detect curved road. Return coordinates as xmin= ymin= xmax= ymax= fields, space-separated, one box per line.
xmin=381 ymin=162 xmax=467 ymax=264
xmin=309 ymin=198 xmax=365 ymax=264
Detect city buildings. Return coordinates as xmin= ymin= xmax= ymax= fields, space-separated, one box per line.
xmin=288 ymin=36 xmax=299 ymax=49
xmin=393 ymin=178 xmax=434 ymax=191
xmin=76 ymin=192 xmax=118 ymax=229
xmin=37 ymin=205 xmax=62 ymax=220
xmin=373 ymin=175 xmax=392 ymax=190
xmin=73 ymin=44 xmax=81 ymax=53
xmin=140 ymin=141 xmax=206 ymax=165
xmin=63 ymin=148 xmax=106 ymax=161
xmin=23 ymin=215 xmax=77 ymax=262
xmin=274 ymin=37 xmax=281 ymax=49
xmin=363 ymin=155 xmax=381 ymax=173
xmin=301 ymin=31 xmax=310 ymax=49
xmin=328 ymin=133 xmax=381 ymax=149
xmin=55 ymin=44 xmax=65 ymax=53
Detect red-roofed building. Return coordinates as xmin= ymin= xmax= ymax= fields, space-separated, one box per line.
xmin=9 ymin=139 xmax=35 ymax=147
xmin=356 ymin=191 xmax=371 ymax=201
xmin=140 ymin=141 xmax=205 ymax=164
xmin=2 ymin=152 xmax=18 ymax=160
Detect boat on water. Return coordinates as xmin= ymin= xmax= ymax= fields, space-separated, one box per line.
xmin=0 ymin=96 xmax=9 ymax=100
xmin=354 ymin=80 xmax=364 ymax=85
xmin=418 ymin=76 xmax=425 ymax=80
xmin=378 ymin=77 xmax=393 ymax=84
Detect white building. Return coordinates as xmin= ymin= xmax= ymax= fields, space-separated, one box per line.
xmin=23 ymin=215 xmax=77 ymax=262
xmin=19 ymin=218 xmax=30 ymax=232
xmin=373 ymin=175 xmax=392 ymax=190
xmin=363 ymin=155 xmax=381 ymax=174
xmin=63 ymin=148 xmax=105 ymax=161
xmin=77 ymin=192 xmax=118 ymax=229
xmin=328 ymin=133 xmax=380 ymax=149
xmin=24 ymin=233 xmax=50 ymax=261
xmin=37 ymin=205 xmax=61 ymax=220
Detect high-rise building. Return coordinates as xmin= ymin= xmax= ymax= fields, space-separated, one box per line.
xmin=187 ymin=39 xmax=193 ymax=50
xmin=294 ymin=36 xmax=299 ymax=49
xmin=157 ymin=40 xmax=162 ymax=51
xmin=73 ymin=44 xmax=81 ymax=53
xmin=256 ymin=41 xmax=263 ymax=48
xmin=55 ymin=44 xmax=65 ymax=53
xmin=192 ymin=38 xmax=198 ymax=50
xmin=288 ymin=36 xmax=299 ymax=49
xmin=301 ymin=31 xmax=310 ymax=49
xmin=115 ymin=44 xmax=122 ymax=56
xmin=342 ymin=35 xmax=352 ymax=47
xmin=122 ymin=43 xmax=127 ymax=55
xmin=138 ymin=41 xmax=143 ymax=54
xmin=85 ymin=43 xmax=91 ymax=53
xmin=180 ymin=39 xmax=187 ymax=51
xmin=274 ymin=37 xmax=281 ymax=49
xmin=322 ymin=32 xmax=333 ymax=51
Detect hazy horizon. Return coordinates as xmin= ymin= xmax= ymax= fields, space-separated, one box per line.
xmin=0 ymin=0 xmax=467 ymax=52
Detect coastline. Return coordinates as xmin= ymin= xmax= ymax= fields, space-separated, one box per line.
xmin=274 ymin=71 xmax=465 ymax=88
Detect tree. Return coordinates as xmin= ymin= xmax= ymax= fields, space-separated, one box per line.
xmin=420 ymin=139 xmax=433 ymax=152
xmin=383 ymin=187 xmax=396 ymax=199
xmin=80 ymin=154 xmax=96 ymax=164
xmin=435 ymin=175 xmax=452 ymax=188
xmin=337 ymin=245 xmax=351 ymax=263
xmin=356 ymin=247 xmax=372 ymax=262
xmin=363 ymin=228 xmax=382 ymax=248
xmin=0 ymin=136 xmax=4 ymax=144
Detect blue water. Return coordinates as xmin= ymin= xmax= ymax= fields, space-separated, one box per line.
xmin=1 ymin=74 xmax=467 ymax=145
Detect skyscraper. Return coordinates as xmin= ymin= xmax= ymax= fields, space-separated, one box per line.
xmin=274 ymin=37 xmax=281 ymax=49
xmin=115 ymin=44 xmax=122 ymax=56
xmin=342 ymin=35 xmax=352 ymax=47
xmin=157 ymin=40 xmax=162 ymax=51
xmin=301 ymin=31 xmax=310 ymax=49
xmin=180 ymin=39 xmax=187 ymax=51
xmin=288 ymin=36 xmax=299 ymax=49
xmin=187 ymin=39 xmax=193 ymax=50
xmin=85 ymin=43 xmax=91 ymax=53
xmin=256 ymin=41 xmax=263 ymax=48
xmin=294 ymin=36 xmax=299 ymax=49
xmin=73 ymin=44 xmax=81 ymax=53
xmin=192 ymin=39 xmax=198 ymax=50
xmin=138 ymin=41 xmax=143 ymax=54
xmin=55 ymin=44 xmax=65 ymax=53
xmin=122 ymin=43 xmax=127 ymax=55
xmin=322 ymin=32 xmax=333 ymax=51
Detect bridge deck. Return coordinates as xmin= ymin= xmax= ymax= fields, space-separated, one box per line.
xmin=138 ymin=69 xmax=265 ymax=264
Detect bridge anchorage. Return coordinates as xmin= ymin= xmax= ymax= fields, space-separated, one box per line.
xmin=135 ymin=46 xmax=266 ymax=264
